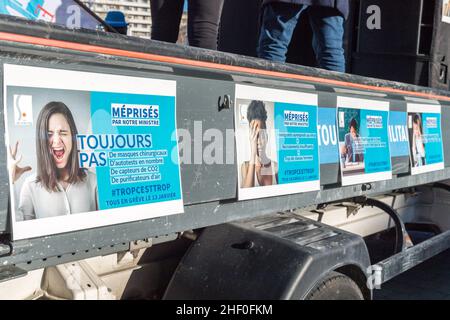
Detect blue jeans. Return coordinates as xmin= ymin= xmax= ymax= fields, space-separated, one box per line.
xmin=257 ymin=3 xmax=346 ymax=72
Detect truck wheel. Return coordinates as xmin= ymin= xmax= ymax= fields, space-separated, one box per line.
xmin=305 ymin=271 xmax=364 ymax=300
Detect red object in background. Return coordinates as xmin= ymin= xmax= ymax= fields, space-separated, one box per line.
xmin=36 ymin=4 xmax=54 ymax=20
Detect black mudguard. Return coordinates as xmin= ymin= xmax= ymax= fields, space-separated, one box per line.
xmin=164 ymin=213 xmax=371 ymax=300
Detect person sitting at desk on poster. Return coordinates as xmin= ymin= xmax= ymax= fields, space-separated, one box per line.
xmin=411 ymin=113 xmax=426 ymax=167
xmin=241 ymin=100 xmax=278 ymax=188
xmin=9 ymin=101 xmax=98 ymax=221
xmin=341 ymin=117 xmax=364 ymax=165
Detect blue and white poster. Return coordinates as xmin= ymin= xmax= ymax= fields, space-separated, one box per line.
xmin=388 ymin=111 xmax=410 ymax=158
xmin=235 ymin=85 xmax=320 ymax=200
xmin=4 ymin=64 xmax=183 ymax=240
xmin=407 ymin=103 xmax=444 ymax=175
xmin=337 ymin=97 xmax=392 ymax=186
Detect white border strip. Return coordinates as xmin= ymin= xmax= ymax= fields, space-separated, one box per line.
xmin=411 ymin=162 xmax=445 ymax=175
xmin=404 ymin=97 xmax=440 ymax=104
xmin=235 ymin=84 xmax=317 ymax=106
xmin=239 ymin=181 xmax=320 ymax=201
xmin=4 ymin=64 xmax=176 ymax=96
xmin=408 ymin=103 xmax=441 ymax=114
xmin=13 ymin=200 xmax=184 ymax=240
xmin=337 ymin=96 xmax=389 ymax=111
xmin=341 ymin=171 xmax=392 ymax=186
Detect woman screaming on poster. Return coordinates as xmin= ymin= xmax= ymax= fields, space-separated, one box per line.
xmin=241 ymin=100 xmax=278 ymax=188
xmin=9 ymin=101 xmax=98 ymax=220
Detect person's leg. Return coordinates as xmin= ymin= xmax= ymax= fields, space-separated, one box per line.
xmin=257 ymin=3 xmax=305 ymax=62
xmin=150 ymin=0 xmax=184 ymax=43
xmin=187 ymin=0 xmax=224 ymax=50
xmin=308 ymin=6 xmax=346 ymax=72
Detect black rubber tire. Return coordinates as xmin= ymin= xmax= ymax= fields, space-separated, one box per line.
xmin=305 ymin=271 xmax=364 ymax=300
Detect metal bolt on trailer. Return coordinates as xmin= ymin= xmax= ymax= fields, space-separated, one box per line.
xmin=0 ymin=13 xmax=450 ymax=299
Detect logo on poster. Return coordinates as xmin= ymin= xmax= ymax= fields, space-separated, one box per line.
xmin=284 ymin=110 xmax=309 ymax=127
xmin=426 ymin=117 xmax=438 ymax=129
xmin=111 ymin=103 xmax=160 ymax=126
xmin=13 ymin=94 xmax=33 ymax=126
xmin=366 ymin=115 xmax=383 ymax=129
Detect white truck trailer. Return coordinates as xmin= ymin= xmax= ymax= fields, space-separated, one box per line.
xmin=0 ymin=0 xmax=449 ymax=300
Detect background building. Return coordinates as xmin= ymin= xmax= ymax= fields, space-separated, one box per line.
xmin=82 ymin=0 xmax=187 ymax=42
xmin=82 ymin=0 xmax=152 ymax=38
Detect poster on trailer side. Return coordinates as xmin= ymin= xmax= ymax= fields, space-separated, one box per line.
xmin=235 ymin=84 xmax=320 ymax=201
xmin=337 ymin=97 xmax=392 ymax=186
xmin=407 ymin=103 xmax=444 ymax=175
xmin=4 ymin=64 xmax=183 ymax=240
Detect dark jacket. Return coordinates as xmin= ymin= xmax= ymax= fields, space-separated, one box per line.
xmin=262 ymin=0 xmax=349 ymax=19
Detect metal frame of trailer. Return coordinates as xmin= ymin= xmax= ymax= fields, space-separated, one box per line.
xmin=0 ymin=15 xmax=450 ymax=290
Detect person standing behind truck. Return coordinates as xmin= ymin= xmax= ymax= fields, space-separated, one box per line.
xmin=105 ymin=11 xmax=129 ymax=35
xmin=257 ymin=0 xmax=349 ymax=72
xmin=150 ymin=0 xmax=224 ymax=50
